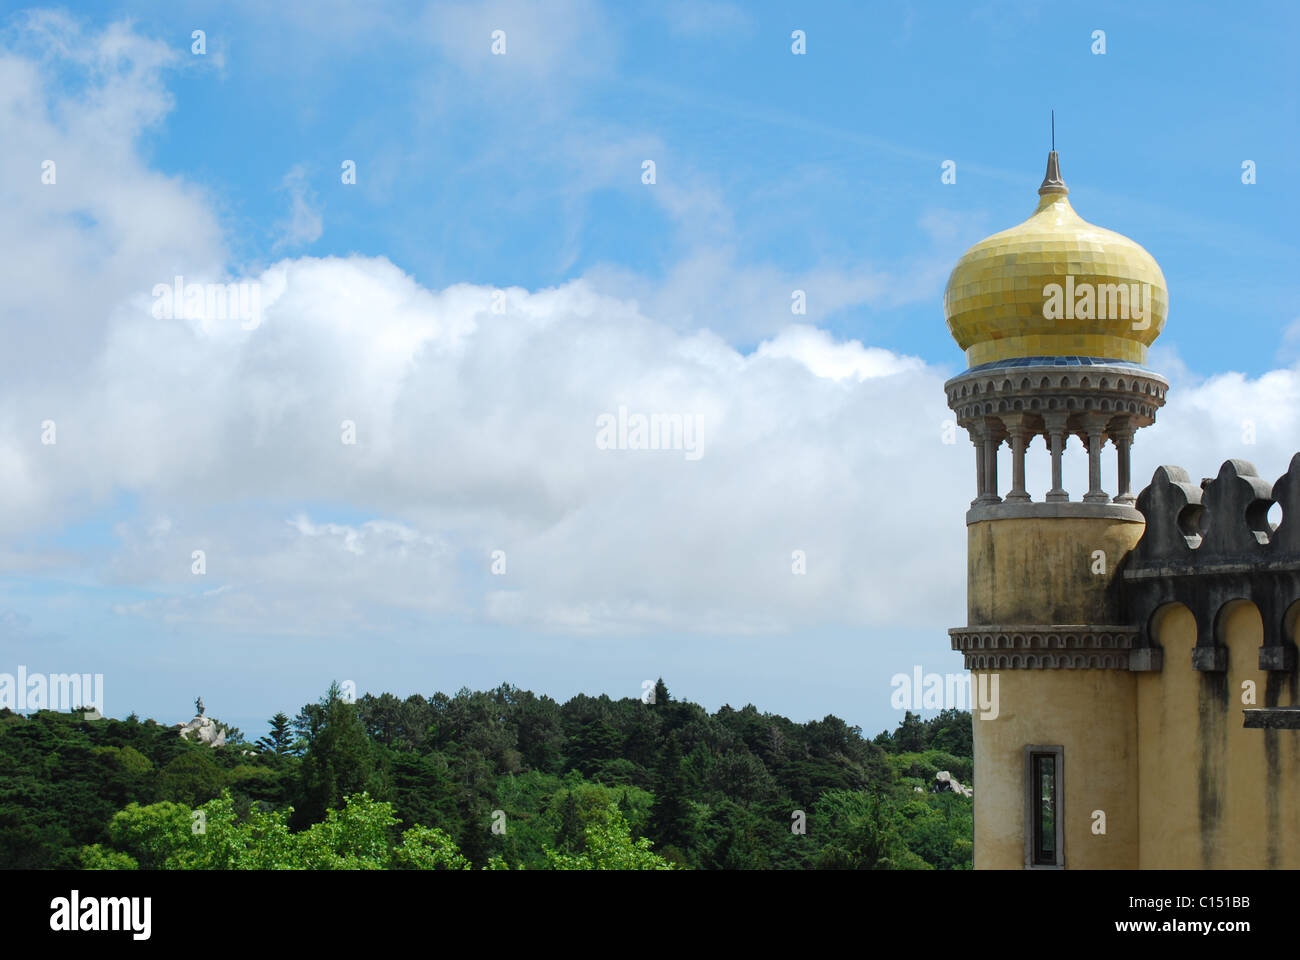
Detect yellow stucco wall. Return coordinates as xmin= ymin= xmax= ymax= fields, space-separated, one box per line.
xmin=1137 ymin=601 xmax=1300 ymax=868
xmin=968 ymin=515 xmax=1143 ymax=869
xmin=968 ymin=517 xmax=1145 ymax=624
xmin=973 ymin=668 xmax=1137 ymax=868
xmin=966 ymin=515 xmax=1300 ymax=868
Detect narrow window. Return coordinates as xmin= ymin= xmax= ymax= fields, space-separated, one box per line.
xmin=1025 ymin=745 xmax=1064 ymax=868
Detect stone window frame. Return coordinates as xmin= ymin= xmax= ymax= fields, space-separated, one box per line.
xmin=1024 ymin=745 xmax=1065 ymax=869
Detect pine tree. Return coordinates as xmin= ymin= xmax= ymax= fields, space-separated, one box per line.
xmin=650 ymin=732 xmax=687 ymax=849
xmin=294 ymin=684 xmax=385 ymax=827
xmin=257 ymin=712 xmax=295 ymax=756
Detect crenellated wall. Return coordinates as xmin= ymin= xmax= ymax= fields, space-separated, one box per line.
xmin=1125 ymin=454 xmax=1300 ymax=673
xmin=1127 ymin=454 xmax=1300 ymax=868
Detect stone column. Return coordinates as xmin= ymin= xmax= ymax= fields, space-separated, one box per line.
xmin=1082 ymin=414 xmax=1110 ymax=504
xmin=1110 ymin=418 xmax=1135 ymax=505
xmin=1003 ymin=414 xmax=1031 ymax=502
xmin=970 ymin=425 xmax=987 ymax=505
xmin=980 ymin=418 xmax=1003 ymax=504
xmin=1043 ymin=412 xmax=1069 ymax=502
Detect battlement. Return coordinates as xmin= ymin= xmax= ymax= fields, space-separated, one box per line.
xmin=1124 ymin=454 xmax=1300 ymax=672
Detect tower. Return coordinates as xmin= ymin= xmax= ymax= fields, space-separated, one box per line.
xmin=942 ymin=151 xmax=1169 ymax=868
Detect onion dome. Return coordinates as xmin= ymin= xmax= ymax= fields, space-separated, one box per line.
xmin=943 ymin=152 xmax=1167 ymax=368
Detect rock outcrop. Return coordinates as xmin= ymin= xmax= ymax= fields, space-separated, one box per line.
xmin=177 ymin=714 xmax=226 ymax=747
xmin=933 ymin=770 xmax=973 ymax=797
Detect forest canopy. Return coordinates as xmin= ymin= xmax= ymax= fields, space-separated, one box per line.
xmin=0 ymin=681 xmax=972 ymax=870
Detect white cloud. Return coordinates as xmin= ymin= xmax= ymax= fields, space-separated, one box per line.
xmin=3 ymin=14 xmax=1298 ymax=651
xmin=272 ymin=165 xmax=323 ymax=251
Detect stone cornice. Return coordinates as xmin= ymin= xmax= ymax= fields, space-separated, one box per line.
xmin=967 ymin=502 xmax=1144 ymax=524
xmin=950 ymin=624 xmax=1141 ymax=670
xmin=944 ymin=363 xmax=1167 ymax=431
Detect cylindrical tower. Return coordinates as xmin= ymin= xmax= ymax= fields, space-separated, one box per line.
xmin=943 ymin=152 xmax=1169 ymax=868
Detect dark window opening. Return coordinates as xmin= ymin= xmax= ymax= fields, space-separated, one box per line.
xmin=1031 ymin=753 xmax=1057 ymax=865
xmin=1025 ymin=745 xmax=1063 ymax=868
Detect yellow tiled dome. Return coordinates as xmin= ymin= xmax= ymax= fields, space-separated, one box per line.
xmin=943 ymin=153 xmax=1167 ymax=367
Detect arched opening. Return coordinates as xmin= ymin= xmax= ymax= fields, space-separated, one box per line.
xmin=1246 ymin=497 xmax=1275 ymax=544
xmin=1177 ymin=501 xmax=1205 ymax=546
xmin=1215 ymin=600 xmax=1264 ymax=675
xmin=1283 ymin=599 xmax=1300 ymax=647
xmin=1148 ymin=601 xmax=1195 ymax=653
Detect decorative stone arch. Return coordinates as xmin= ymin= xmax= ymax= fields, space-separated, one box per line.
xmin=1284 ymin=599 xmax=1300 ymax=645
xmin=1135 ymin=601 xmax=1196 ymax=672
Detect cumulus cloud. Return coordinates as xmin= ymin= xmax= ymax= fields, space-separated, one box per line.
xmin=3 ymin=13 xmax=1298 ymax=654
xmin=13 ymin=251 xmax=965 ymax=635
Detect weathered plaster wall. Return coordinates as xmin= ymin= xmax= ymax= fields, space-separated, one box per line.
xmin=968 ymin=517 xmax=1144 ymax=625
xmin=1138 ymin=602 xmax=1300 ymax=867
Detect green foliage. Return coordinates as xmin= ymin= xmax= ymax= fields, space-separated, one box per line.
xmin=295 ymin=683 xmax=387 ymax=827
xmin=3 ymin=686 xmax=973 ymax=870
xmin=157 ymin=750 xmax=226 ymax=807
xmin=543 ymin=804 xmax=676 ymax=870
xmin=295 ymin=793 xmax=398 ymax=869
xmin=392 ymin=825 xmax=471 ymax=870
xmin=100 ymin=800 xmax=193 ymax=869
xmin=80 ymin=843 xmax=139 ymax=869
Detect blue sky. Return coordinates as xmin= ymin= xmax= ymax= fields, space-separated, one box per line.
xmin=1 ymin=1 xmax=1298 ymax=738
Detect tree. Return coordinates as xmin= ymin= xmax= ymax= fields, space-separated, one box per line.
xmin=97 ymin=801 xmax=192 ymax=870
xmin=157 ymin=751 xmax=226 ymax=807
xmin=650 ymin=732 xmax=688 ymax=850
xmin=894 ymin=712 xmax=926 ymax=753
xmin=295 ymin=684 xmax=387 ymax=827
xmin=544 ymin=804 xmax=676 ymax=870
xmin=256 ymin=713 xmax=295 ymax=756
xmin=392 ymin=825 xmax=471 ymax=870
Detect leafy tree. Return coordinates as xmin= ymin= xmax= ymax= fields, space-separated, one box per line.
xmin=544 ymin=804 xmax=676 ymax=870
xmin=157 ymin=750 xmax=226 ymax=807
xmin=392 ymin=825 xmax=471 ymax=870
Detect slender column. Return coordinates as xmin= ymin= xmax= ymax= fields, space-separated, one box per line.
xmin=1110 ymin=418 xmax=1135 ymax=504
xmin=982 ymin=419 xmax=1004 ymax=504
xmin=971 ymin=426 xmax=987 ymax=505
xmin=1043 ymin=412 xmax=1069 ymax=502
xmin=1082 ymin=414 xmax=1110 ymax=504
xmin=1003 ymin=414 xmax=1031 ymax=502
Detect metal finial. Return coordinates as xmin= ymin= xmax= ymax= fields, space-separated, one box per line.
xmin=1038 ymin=146 xmax=1068 ymax=196
xmin=1051 ymin=110 xmax=1055 ymax=152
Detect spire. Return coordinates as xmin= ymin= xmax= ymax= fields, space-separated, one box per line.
xmin=1038 ymin=150 xmax=1068 ymax=196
